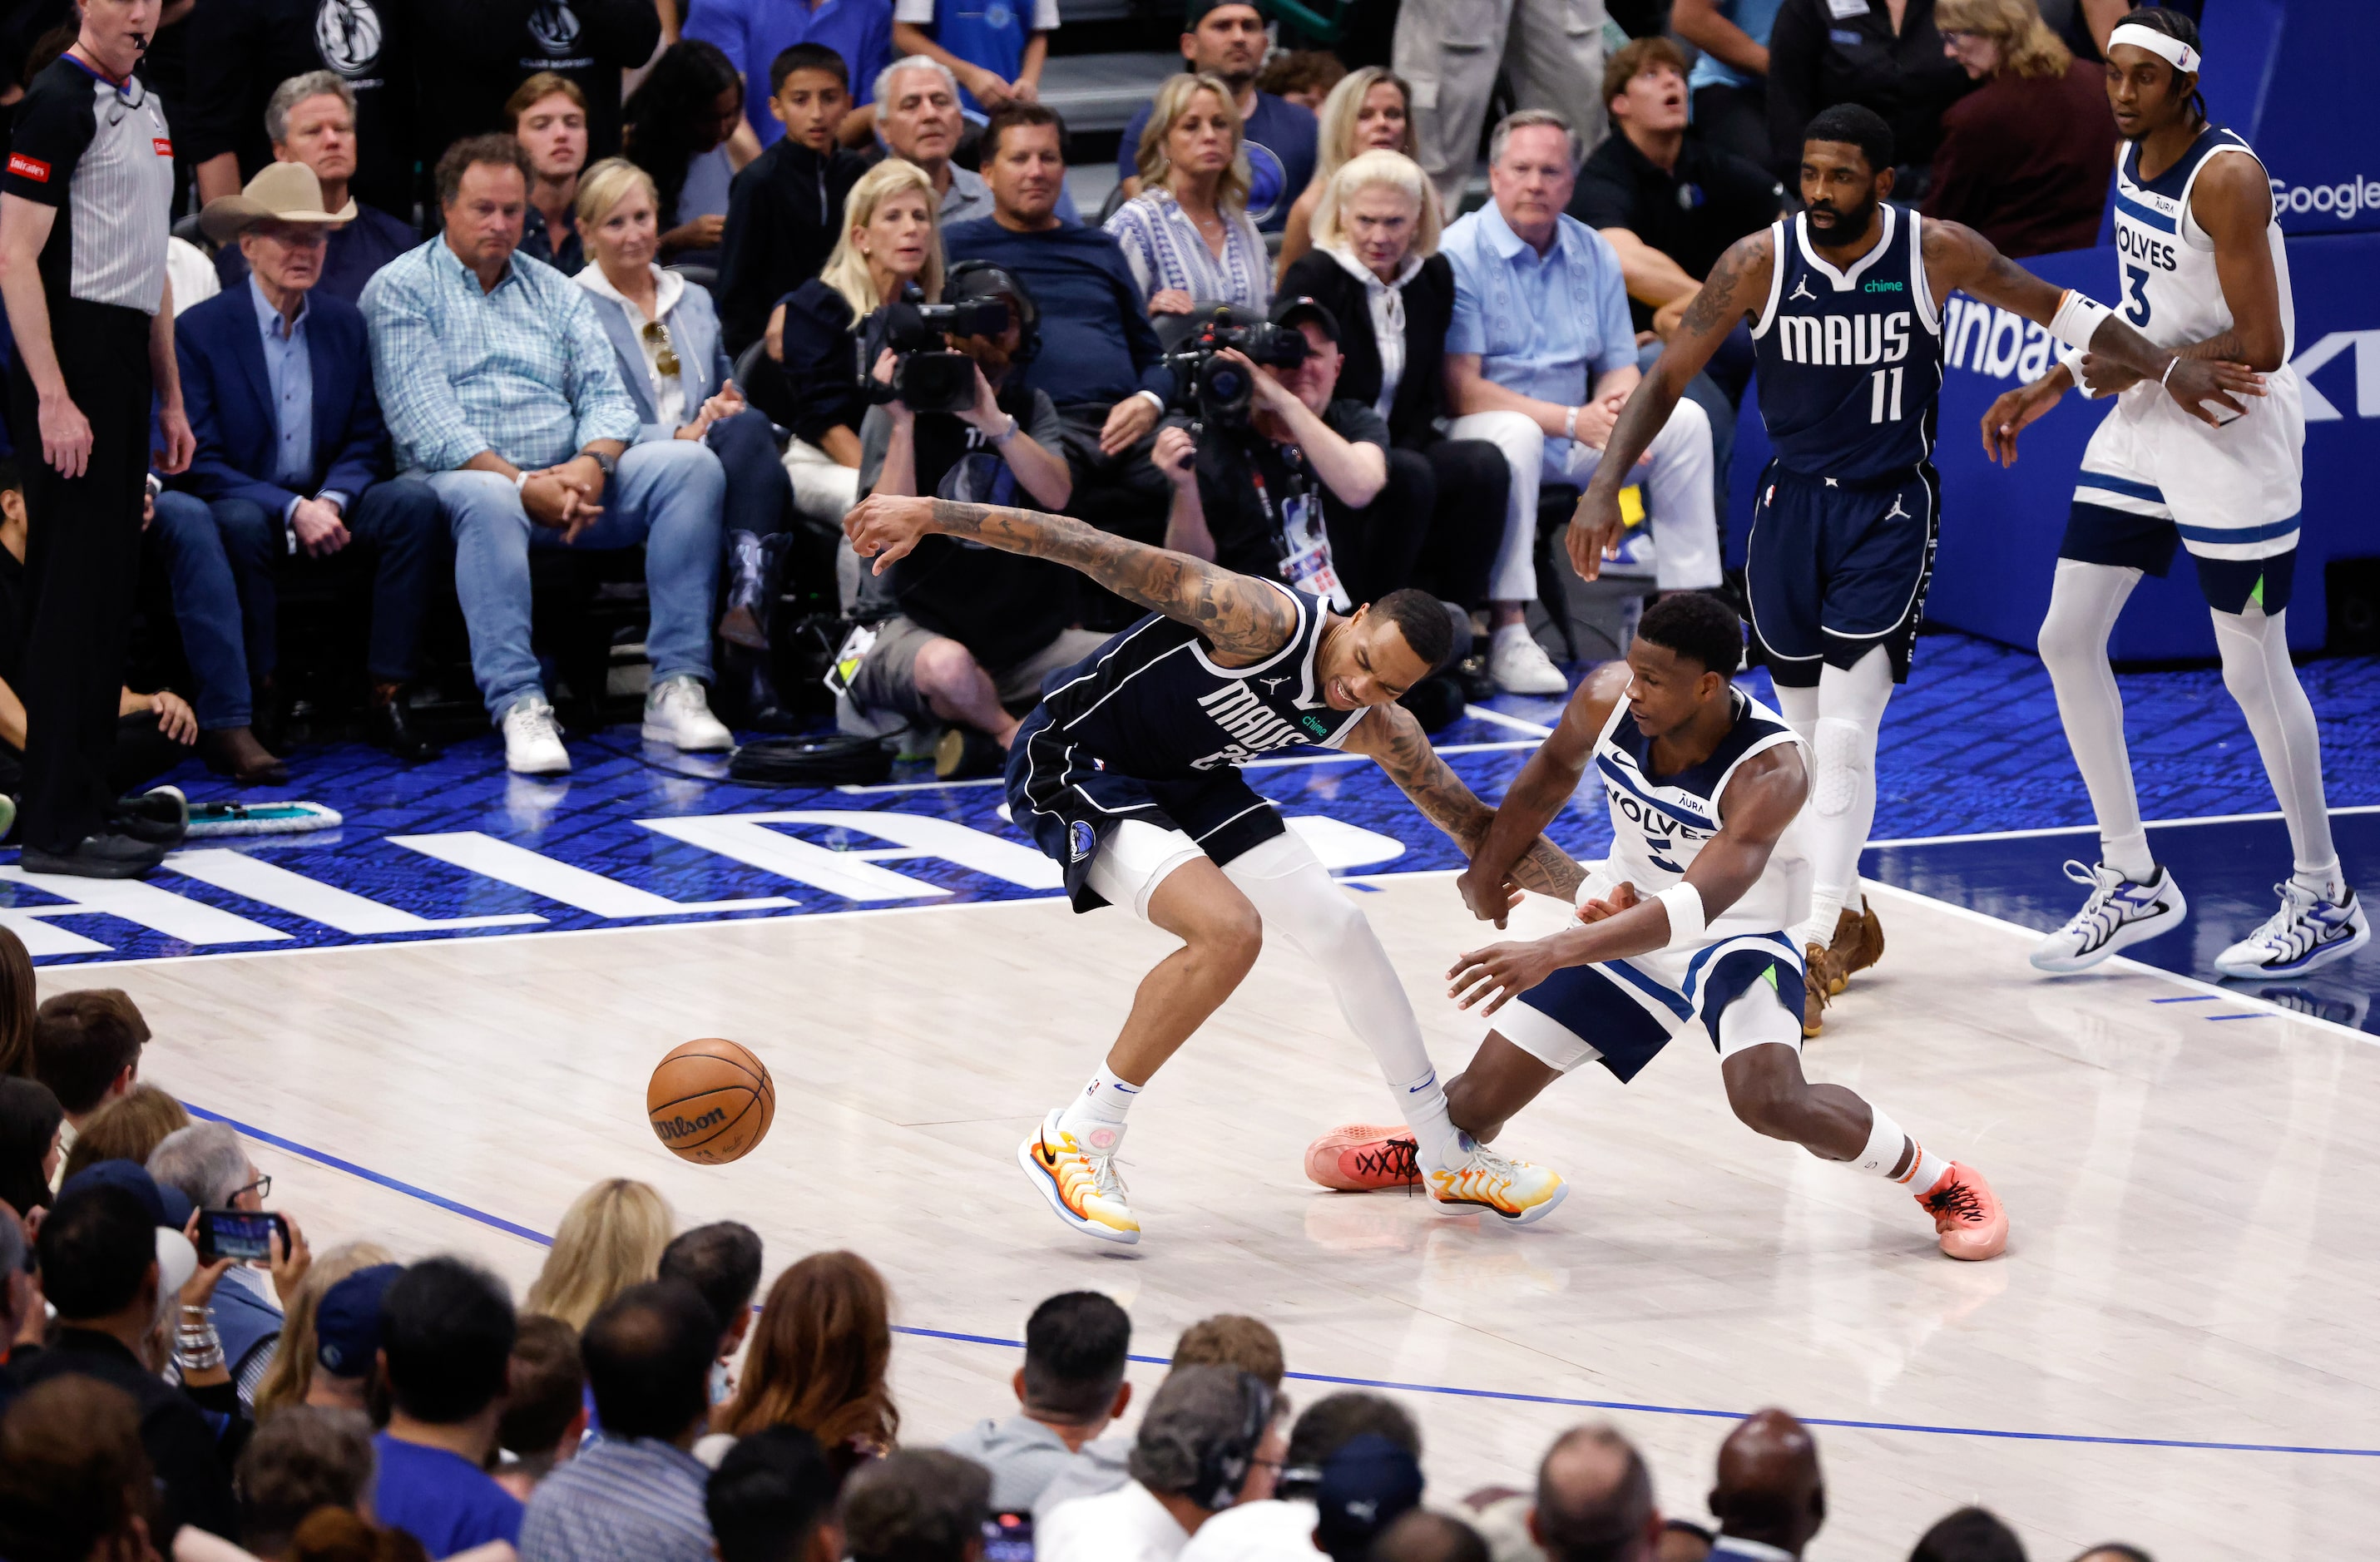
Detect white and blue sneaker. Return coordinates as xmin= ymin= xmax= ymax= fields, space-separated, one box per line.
xmin=2030 ymin=861 xmax=2187 ymax=973
xmin=2213 ymin=882 xmax=2369 ymax=980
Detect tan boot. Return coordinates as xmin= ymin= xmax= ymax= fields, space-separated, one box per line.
xmin=1826 ymin=898 xmax=1887 ymax=994
xmin=1802 ymin=942 xmax=1838 ymax=1038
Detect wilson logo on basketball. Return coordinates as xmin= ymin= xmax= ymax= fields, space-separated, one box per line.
xmin=653 ymin=1107 xmax=726 ymax=1139
xmin=6 ymin=154 xmax=47 ymax=183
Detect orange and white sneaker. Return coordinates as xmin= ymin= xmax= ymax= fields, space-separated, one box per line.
xmin=1426 ymin=1138 xmax=1567 ymax=1225
xmin=1304 ymin=1125 xmax=1423 ymax=1191
xmin=1017 ymin=1110 xmax=1140 ymax=1245
xmin=1916 ymin=1161 xmax=2008 ymax=1260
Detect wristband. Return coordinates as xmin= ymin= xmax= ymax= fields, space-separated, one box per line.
xmin=1655 ymin=882 xmax=1707 ymax=950
xmin=2057 ymin=345 xmax=2104 ymax=400
xmin=513 ymin=469 xmax=532 ymax=495
xmin=990 ymin=413 xmax=1021 ymax=445
xmin=2047 ymin=289 xmax=2114 ymax=353
xmin=1563 ymin=406 xmax=1579 ymax=441
xmin=2160 ymin=356 xmax=2181 ymax=387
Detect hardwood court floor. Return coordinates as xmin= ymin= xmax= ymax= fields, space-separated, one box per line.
xmin=63 ymin=876 xmax=2380 ymax=1558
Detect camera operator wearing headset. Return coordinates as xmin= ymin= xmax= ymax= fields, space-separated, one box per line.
xmin=842 ymin=263 xmax=1107 ymax=779
xmin=1160 ymin=298 xmax=1433 ymax=615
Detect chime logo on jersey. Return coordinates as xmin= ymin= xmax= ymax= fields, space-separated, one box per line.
xmin=1190 ymin=680 xmax=1315 ymax=770
xmin=1772 ymin=309 xmax=1912 ymax=367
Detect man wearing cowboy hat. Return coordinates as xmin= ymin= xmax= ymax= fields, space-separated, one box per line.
xmin=149 ymin=161 xmax=445 ymax=779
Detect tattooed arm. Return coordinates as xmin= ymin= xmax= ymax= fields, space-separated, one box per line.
xmin=1343 ymin=702 xmax=1586 ymax=903
xmin=1571 ymin=229 xmax=1774 ymax=580
xmin=844 ymin=494 xmax=1300 ymax=664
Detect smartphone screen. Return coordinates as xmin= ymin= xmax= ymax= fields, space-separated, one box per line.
xmin=202 ymin=1209 xmax=280 ymax=1263
xmin=982 ymin=1511 xmax=1032 ymax=1562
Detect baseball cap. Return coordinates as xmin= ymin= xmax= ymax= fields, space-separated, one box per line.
xmin=58 ymin=1159 xmax=195 ymax=1232
xmin=1269 ymin=295 xmax=1341 ymax=344
xmin=1311 ymin=1434 xmax=1425 ymax=1561
xmin=315 ymin=1263 xmax=403 ymax=1377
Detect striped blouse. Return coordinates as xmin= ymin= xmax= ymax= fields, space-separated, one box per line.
xmin=1104 ymin=189 xmax=1272 ymax=314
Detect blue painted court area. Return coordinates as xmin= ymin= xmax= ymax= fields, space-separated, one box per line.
xmin=3 ymin=630 xmax=2373 ymax=1038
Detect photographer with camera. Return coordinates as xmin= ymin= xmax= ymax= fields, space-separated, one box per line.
xmin=1158 ymin=299 xmax=1433 ymax=616
xmin=844 ymin=264 xmax=1106 ymax=779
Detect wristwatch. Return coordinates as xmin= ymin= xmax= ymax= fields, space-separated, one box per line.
xmin=585 ymin=448 xmax=619 ymax=479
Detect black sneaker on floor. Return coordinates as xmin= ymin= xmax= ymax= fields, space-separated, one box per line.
xmin=22 ymin=831 xmax=173 ymax=879
xmin=110 ymin=787 xmax=190 ymax=847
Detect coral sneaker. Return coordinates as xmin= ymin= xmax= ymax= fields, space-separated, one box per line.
xmin=1916 ymin=1162 xmax=2008 ymax=1261
xmin=1304 ymin=1125 xmax=1423 ymax=1191
xmin=1017 ymin=1110 xmax=1140 ymax=1245
xmin=1427 ymin=1139 xmax=1567 ymax=1225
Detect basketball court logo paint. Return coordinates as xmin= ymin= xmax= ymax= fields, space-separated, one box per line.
xmin=314 ymin=0 xmax=383 ymax=76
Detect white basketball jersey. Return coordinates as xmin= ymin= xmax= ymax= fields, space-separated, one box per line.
xmin=2110 ymin=125 xmax=2293 ymax=362
xmin=1590 ymin=689 xmax=1812 ymax=942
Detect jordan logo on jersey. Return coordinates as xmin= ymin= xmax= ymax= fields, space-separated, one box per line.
xmin=1788 ymin=274 xmax=1816 ymax=302
xmin=1774 ymin=310 xmax=1912 ymax=367
xmin=1189 ymin=680 xmax=1316 ymax=770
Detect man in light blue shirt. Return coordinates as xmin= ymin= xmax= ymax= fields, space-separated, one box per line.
xmin=1442 ymin=109 xmax=1719 ymax=696
xmin=362 ymin=134 xmax=734 ymax=776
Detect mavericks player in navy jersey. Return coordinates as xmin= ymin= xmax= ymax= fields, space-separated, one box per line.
xmin=1982 ymin=8 xmax=2367 ymax=981
xmin=1558 ymin=103 xmax=2255 ymax=1035
xmin=844 ymin=491 xmax=1576 ymax=1245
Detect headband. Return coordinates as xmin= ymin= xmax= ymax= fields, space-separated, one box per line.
xmin=2108 ymin=22 xmax=2200 ymax=74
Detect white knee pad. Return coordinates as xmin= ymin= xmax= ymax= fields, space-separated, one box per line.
xmin=1811 ymin=715 xmax=1873 ymax=818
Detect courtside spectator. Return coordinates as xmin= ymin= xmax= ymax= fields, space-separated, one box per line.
xmin=873 ymin=57 xmax=997 ymax=226
xmin=1258 ymin=51 xmax=1346 ymax=114
xmin=1180 ymin=1391 xmax=1421 ymax=1562
xmin=1373 ymin=1510 xmax=1492 ymax=1562
xmin=758 ymin=159 xmax=943 ymax=537
xmin=512 ymin=76 xmax=593 ymax=276
xmin=17 ymin=1169 xmax=243 ymax=1544
xmin=0 ymin=1076 xmax=61 ymax=1218
xmin=1443 ymin=110 xmax=1723 ymax=694
xmin=308 ymin=1261 xmax=405 ymax=1419
xmin=720 ymin=1251 xmax=898 ymax=1485
xmin=1532 ymin=1425 xmax=1662 ymax=1562
xmin=0 ymin=1199 xmax=32 ymax=1368
xmin=0 ymin=925 xmax=32 ymax=1076
xmin=1037 ymin=1365 xmax=1279 ymax=1562
xmin=235 ymin=1406 xmax=377 ymax=1558
xmin=149 ymin=1120 xmax=314 ymax=1407
xmin=252 ymin=1245 xmax=399 ymax=1421
xmin=946 ymin=1289 xmax=1133 ymax=1512
xmin=163 ymin=162 xmax=448 ymax=782
xmin=211 ymin=74 xmax=423 ymax=303
xmin=848 ymin=261 xmax=1092 ymax=776
xmin=1664 ymin=1520 xmax=1718 ymax=1561
xmin=688 ymin=0 xmax=894 ymax=150
xmin=716 ymin=44 xmax=871 ymax=354
xmin=184 ymin=0 xmax=415 ymax=215
xmin=1767 ymin=0 xmax=1975 ymax=189
xmin=893 ymin=0 xmax=1056 ymax=115
xmin=707 ymin=1426 xmax=842 ymax=1562
xmin=622 ymin=42 xmax=750 ymax=264
xmin=1277 ymin=67 xmax=1421 ymax=280
xmin=657 ymin=1220 xmax=766 ymax=1411
xmin=947 ymin=104 xmax=1175 ymax=547
xmin=410 ymin=0 xmax=657 ymax=169
xmin=525 ymin=1178 xmax=675 ymax=1331
xmin=1393 ymin=0 xmax=1606 ymax=215
xmin=495 ymin=1315 xmax=587 ymax=1500
xmin=363 ymin=136 xmax=734 ymax=778
xmin=1279 ymin=151 xmax=1509 ymax=610
xmin=0 ymin=457 xmax=198 ymax=854
xmin=1910 ymin=1508 xmax=2029 ymax=1562
xmin=842 ymin=1451 xmax=992 ymax=1562
xmin=520 ymin=1280 xmax=719 ymax=1562
xmin=31 ymin=988 xmax=149 ymax=1173
xmin=1311 ymin=1435 xmax=1424 ymax=1562
xmin=1705 ymin=1408 xmax=1823 ymax=1560
xmin=1173 ymin=1313 xmax=1285 ymax=1388
xmin=575 ymin=156 xmax=794 ymax=714
xmin=373 ymin=1256 xmax=523 ymax=1555
xmin=1923 ymin=0 xmax=2120 ymax=256
xmin=2071 ymin=1547 xmax=2153 ymax=1562
xmin=0 ymin=1377 xmax=164 ymax=1562
xmin=57 ymin=1081 xmax=189 ymax=1186
xmin=1119 ymin=2 xmax=1315 ymax=235
xmin=1675 ymin=0 xmax=1786 ymax=169
xmin=1110 ymin=72 xmax=1272 ymax=317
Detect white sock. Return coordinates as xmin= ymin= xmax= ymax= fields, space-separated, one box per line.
xmin=2100 ymin=830 xmax=2155 ymax=882
xmin=2040 ymin=560 xmax=2149 ymax=861
xmin=2293 ymin=858 xmax=2345 ymax=902
xmin=1393 ymin=1065 xmax=1464 ymax=1173
xmin=1056 ymin=1064 xmax=1139 ymax=1150
xmin=1853 ymin=1104 xmax=1950 ymax=1189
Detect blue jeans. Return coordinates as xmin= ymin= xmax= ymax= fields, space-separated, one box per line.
xmin=428 ymin=439 xmax=725 ymax=720
xmin=705 ymin=408 xmax=793 ymax=538
xmin=151 ymin=477 xmax=444 ymax=731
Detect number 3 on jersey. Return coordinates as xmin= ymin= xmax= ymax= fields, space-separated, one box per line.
xmin=1868 ymin=365 xmax=1903 ymax=423
xmin=2122 ymin=263 xmax=2153 ymax=326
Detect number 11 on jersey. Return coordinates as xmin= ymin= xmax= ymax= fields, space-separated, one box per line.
xmin=1868 ymin=365 xmax=1904 ymax=423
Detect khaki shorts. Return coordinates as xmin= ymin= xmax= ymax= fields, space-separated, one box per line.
xmin=847 ymin=619 xmax=1109 ymax=725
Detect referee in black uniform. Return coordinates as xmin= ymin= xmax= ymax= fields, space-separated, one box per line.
xmin=0 ymin=0 xmax=195 ymax=877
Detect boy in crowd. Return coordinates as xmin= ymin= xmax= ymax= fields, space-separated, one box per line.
xmin=717 ymin=44 xmax=870 ymax=354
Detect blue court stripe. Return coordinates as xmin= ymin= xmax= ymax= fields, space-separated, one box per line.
xmin=2113 ymin=191 xmax=2178 ymax=233
xmin=2206 ymin=1012 xmax=2272 ymax=1021
xmin=2175 ymin=516 xmax=2300 ymax=544
xmin=2076 ymin=471 xmax=2167 ymax=503
xmin=185 ymin=1103 xmax=2380 ymax=1460
xmin=2152 ymin=995 xmax=2218 ymax=1003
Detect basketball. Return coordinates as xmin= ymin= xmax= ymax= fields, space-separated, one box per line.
xmin=646 ymin=1039 xmax=775 ymax=1164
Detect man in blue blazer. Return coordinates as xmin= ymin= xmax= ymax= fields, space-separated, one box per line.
xmin=153 ymin=164 xmax=443 ymax=779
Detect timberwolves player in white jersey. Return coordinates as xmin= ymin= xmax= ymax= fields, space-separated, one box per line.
xmin=1983 ymin=8 xmax=2367 ymax=981
xmin=844 ymin=491 xmax=1573 ymax=1245
xmin=1553 ymin=103 xmax=2243 ymax=1034
xmin=1307 ymin=595 xmax=2008 ymax=1260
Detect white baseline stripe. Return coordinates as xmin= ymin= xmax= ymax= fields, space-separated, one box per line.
xmin=1868 ymin=804 xmax=2380 ymax=850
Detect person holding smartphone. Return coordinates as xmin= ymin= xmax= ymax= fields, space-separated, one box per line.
xmin=149 ymin=1120 xmax=312 ymax=1409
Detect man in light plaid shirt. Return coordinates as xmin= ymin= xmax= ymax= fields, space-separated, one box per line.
xmin=362 ymin=133 xmax=732 ymax=774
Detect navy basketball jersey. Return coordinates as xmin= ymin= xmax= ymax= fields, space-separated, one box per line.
xmin=1750 ymin=204 xmax=1945 ymax=480
xmin=1034 ymin=579 xmax=1367 ymax=779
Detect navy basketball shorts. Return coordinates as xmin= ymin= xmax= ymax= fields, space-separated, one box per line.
xmin=2059 ymin=472 xmax=2298 ymax=616
xmin=1006 ymin=708 xmax=1285 ymax=913
xmin=1745 ymin=462 xmax=1941 ymax=689
xmin=1497 ymin=932 xmax=1806 ymax=1083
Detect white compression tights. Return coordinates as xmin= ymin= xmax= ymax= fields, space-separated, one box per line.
xmin=2037 ymin=558 xmax=2337 ymax=885
xmin=1772 ymin=645 xmax=1895 ymax=949
xmin=1222 ymin=832 xmax=1462 ymax=1168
